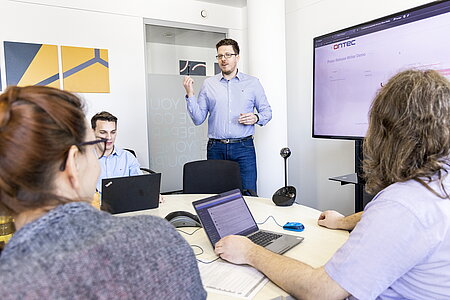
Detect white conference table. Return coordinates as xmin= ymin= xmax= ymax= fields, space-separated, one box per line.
xmin=120 ymin=194 xmax=349 ymax=299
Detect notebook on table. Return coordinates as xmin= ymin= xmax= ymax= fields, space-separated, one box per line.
xmin=192 ymin=189 xmax=303 ymax=254
xmin=101 ymin=173 xmax=161 ymax=214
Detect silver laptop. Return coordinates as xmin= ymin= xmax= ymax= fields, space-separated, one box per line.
xmin=101 ymin=173 xmax=161 ymax=214
xmin=192 ymin=189 xmax=304 ymax=254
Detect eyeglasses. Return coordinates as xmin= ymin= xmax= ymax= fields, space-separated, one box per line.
xmin=59 ymin=138 xmax=108 ymax=171
xmin=216 ymin=53 xmax=237 ymax=60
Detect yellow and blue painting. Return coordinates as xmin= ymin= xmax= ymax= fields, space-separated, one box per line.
xmin=61 ymin=46 xmax=110 ymax=93
xmin=4 ymin=41 xmax=59 ymax=88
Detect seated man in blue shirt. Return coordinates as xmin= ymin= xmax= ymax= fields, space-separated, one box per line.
xmin=91 ymin=111 xmax=142 ymax=192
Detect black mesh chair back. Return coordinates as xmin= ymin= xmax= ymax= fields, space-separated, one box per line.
xmin=123 ymin=148 xmax=155 ymax=174
xmin=183 ymin=159 xmax=243 ymax=194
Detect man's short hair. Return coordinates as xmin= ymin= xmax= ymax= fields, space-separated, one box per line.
xmin=216 ymin=38 xmax=240 ymax=55
xmin=91 ymin=111 xmax=117 ymax=129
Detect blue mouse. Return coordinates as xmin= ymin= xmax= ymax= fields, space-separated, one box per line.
xmin=283 ymin=222 xmax=304 ymax=232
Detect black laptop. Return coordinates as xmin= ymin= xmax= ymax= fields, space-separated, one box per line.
xmin=101 ymin=173 xmax=161 ymax=214
xmin=192 ymin=189 xmax=303 ymax=254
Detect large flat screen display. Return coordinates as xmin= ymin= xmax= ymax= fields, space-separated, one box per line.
xmin=313 ymin=0 xmax=450 ymax=140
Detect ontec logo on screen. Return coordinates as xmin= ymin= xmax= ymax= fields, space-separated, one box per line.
xmin=333 ymin=40 xmax=356 ymax=50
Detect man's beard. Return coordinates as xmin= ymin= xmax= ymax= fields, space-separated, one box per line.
xmin=222 ymin=68 xmax=234 ymax=75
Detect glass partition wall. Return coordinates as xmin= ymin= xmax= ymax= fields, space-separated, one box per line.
xmin=145 ymin=24 xmax=226 ymax=193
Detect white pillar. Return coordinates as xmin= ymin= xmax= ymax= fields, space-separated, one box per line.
xmin=247 ymin=0 xmax=288 ymax=198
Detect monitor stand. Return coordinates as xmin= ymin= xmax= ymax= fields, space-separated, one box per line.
xmin=328 ymin=140 xmax=374 ymax=212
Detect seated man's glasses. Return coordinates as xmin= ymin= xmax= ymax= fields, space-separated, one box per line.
xmin=59 ymin=138 xmax=108 ymax=171
xmin=216 ymin=53 xmax=237 ymax=60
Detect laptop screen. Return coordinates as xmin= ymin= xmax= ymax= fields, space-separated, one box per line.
xmin=193 ymin=189 xmax=259 ymax=245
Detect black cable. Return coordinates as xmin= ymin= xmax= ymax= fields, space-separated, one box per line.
xmin=176 ymin=228 xmax=219 ymax=263
xmin=197 ymin=257 xmax=221 ymax=264
xmin=176 ymin=227 xmax=202 ymax=235
xmin=256 ymin=215 xmax=284 ymax=228
xmin=190 ymin=244 xmax=204 ymax=256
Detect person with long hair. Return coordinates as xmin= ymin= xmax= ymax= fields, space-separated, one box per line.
xmin=0 ymin=86 xmax=206 ymax=299
xmin=214 ymin=69 xmax=450 ymax=299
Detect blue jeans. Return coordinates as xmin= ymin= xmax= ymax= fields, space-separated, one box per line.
xmin=207 ymin=138 xmax=257 ymax=193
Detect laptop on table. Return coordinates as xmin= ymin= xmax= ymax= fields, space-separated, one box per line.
xmin=192 ymin=189 xmax=304 ymax=254
xmin=101 ymin=173 xmax=161 ymax=214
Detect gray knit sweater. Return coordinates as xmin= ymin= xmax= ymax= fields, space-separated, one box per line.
xmin=0 ymin=202 xmax=206 ymax=299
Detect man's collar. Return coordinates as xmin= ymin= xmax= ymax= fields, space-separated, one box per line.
xmin=104 ymin=145 xmax=118 ymax=157
xmin=219 ymin=69 xmax=241 ymax=81
xmin=235 ymin=69 xmax=241 ymax=80
xmin=111 ymin=146 xmax=119 ymax=156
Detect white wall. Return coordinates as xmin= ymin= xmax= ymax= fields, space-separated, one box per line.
xmin=12 ymin=0 xmax=244 ymax=30
xmin=0 ymin=0 xmax=245 ymax=170
xmin=285 ymin=0 xmax=434 ymax=214
xmin=247 ymin=0 xmax=289 ymax=198
xmin=0 ymin=0 xmax=149 ymax=164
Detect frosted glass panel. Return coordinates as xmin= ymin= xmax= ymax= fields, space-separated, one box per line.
xmin=147 ymin=74 xmax=208 ymax=192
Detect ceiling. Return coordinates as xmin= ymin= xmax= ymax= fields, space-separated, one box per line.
xmin=195 ymin=0 xmax=247 ymax=8
xmin=146 ymin=0 xmax=246 ymax=47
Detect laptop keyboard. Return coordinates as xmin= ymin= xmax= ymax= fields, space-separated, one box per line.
xmin=248 ymin=231 xmax=282 ymax=247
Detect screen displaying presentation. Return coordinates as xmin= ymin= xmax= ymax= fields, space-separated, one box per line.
xmin=313 ymin=0 xmax=450 ymax=139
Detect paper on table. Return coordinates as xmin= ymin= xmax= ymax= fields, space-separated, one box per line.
xmin=198 ymin=260 xmax=269 ymax=299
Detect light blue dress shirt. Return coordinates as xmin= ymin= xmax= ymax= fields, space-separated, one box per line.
xmin=96 ymin=147 xmax=142 ymax=192
xmin=325 ymin=172 xmax=450 ymax=299
xmin=186 ymin=72 xmax=272 ymax=139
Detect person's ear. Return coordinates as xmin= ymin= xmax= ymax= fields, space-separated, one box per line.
xmin=64 ymin=145 xmax=82 ymax=192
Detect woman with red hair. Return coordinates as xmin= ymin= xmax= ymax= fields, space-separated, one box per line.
xmin=0 ymin=86 xmax=205 ymax=299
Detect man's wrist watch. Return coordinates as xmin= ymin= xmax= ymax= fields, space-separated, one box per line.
xmin=254 ymin=113 xmax=259 ymax=123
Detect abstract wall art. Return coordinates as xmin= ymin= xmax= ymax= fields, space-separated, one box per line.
xmin=61 ymin=46 xmax=110 ymax=93
xmin=179 ymin=60 xmax=206 ymax=76
xmin=4 ymin=41 xmax=59 ymax=88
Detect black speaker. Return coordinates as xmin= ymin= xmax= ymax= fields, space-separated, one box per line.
xmin=272 ymin=148 xmax=297 ymax=206
xmin=165 ymin=211 xmax=201 ymax=228
xmin=273 ymin=186 xmax=296 ymax=206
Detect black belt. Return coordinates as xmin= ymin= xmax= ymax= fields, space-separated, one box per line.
xmin=209 ymin=135 xmax=253 ymax=144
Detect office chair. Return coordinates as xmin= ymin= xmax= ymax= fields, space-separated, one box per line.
xmin=183 ymin=159 xmax=257 ymax=196
xmin=123 ymin=148 xmax=156 ymax=174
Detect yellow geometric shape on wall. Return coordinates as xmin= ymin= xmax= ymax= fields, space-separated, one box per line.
xmin=61 ymin=46 xmax=110 ymax=93
xmin=3 ymin=41 xmax=60 ymax=88
xmin=17 ymin=44 xmax=60 ymax=88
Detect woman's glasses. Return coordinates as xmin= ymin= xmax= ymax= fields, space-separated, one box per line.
xmin=59 ymin=138 xmax=108 ymax=171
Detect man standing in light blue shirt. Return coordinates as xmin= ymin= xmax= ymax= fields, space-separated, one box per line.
xmin=183 ymin=38 xmax=272 ymax=193
xmin=91 ymin=111 xmax=142 ymax=192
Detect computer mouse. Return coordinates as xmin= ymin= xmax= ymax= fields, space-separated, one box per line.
xmin=164 ymin=211 xmax=202 ymax=228
xmin=283 ymin=222 xmax=304 ymax=232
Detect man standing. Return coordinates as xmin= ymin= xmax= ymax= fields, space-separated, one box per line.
xmin=91 ymin=111 xmax=141 ymax=192
xmin=183 ymin=38 xmax=272 ymax=193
